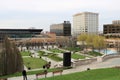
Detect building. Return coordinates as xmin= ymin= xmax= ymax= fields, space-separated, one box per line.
xmin=0 ymin=29 xmax=43 ymax=41
xmin=50 ymin=21 xmax=71 ymax=36
xmin=103 ymin=24 xmax=120 ymax=34
xmin=73 ymin=12 xmax=99 ymax=37
xmin=103 ymin=20 xmax=120 ymax=34
xmin=112 ymin=20 xmax=120 ymax=24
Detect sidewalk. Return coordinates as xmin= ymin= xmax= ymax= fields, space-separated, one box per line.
xmin=8 ymin=58 xmax=120 ymax=80
xmin=41 ymin=56 xmax=58 ymax=68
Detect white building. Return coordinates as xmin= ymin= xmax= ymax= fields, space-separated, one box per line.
xmin=73 ymin=12 xmax=99 ymax=37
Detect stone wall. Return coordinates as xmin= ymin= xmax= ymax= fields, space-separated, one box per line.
xmin=73 ymin=58 xmax=97 ymax=66
xmin=102 ymin=54 xmax=120 ymax=61
xmin=73 ymin=54 xmax=120 ymax=67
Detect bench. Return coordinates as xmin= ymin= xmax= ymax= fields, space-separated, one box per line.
xmin=36 ymin=72 xmax=47 ymax=79
xmin=52 ymin=70 xmax=63 ymax=76
xmin=113 ymin=66 xmax=120 ymax=69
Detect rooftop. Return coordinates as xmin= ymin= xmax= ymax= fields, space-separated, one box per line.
xmin=73 ymin=12 xmax=99 ymax=16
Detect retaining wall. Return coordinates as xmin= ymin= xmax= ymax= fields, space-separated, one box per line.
xmin=73 ymin=54 xmax=120 ymax=67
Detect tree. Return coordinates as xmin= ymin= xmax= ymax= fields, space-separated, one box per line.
xmin=56 ymin=36 xmax=69 ymax=48
xmin=77 ymin=33 xmax=88 ymax=50
xmin=0 ymin=36 xmax=23 ymax=76
xmin=77 ymin=34 xmax=106 ymax=52
xmin=93 ymin=35 xmax=106 ymax=52
xmin=86 ymin=34 xmax=95 ymax=51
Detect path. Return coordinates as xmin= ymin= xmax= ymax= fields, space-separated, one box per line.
xmin=42 ymin=56 xmax=58 ymax=68
xmin=8 ymin=58 xmax=120 ymax=80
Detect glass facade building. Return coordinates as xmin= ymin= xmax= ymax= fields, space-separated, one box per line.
xmin=50 ymin=21 xmax=71 ymax=36
xmin=0 ymin=29 xmax=42 ymax=41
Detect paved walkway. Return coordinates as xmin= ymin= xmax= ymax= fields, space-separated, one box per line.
xmin=8 ymin=58 xmax=120 ymax=80
xmin=42 ymin=56 xmax=58 ymax=68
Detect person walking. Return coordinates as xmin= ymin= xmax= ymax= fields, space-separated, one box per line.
xmin=22 ymin=70 xmax=27 ymax=80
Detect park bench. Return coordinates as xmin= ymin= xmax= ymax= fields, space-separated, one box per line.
xmin=52 ymin=70 xmax=63 ymax=76
xmin=113 ymin=66 xmax=120 ymax=69
xmin=0 ymin=78 xmax=7 ymax=80
xmin=36 ymin=71 xmax=47 ymax=79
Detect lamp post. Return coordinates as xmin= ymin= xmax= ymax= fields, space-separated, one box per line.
xmin=44 ymin=52 xmax=48 ymax=62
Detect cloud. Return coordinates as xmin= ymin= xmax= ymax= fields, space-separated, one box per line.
xmin=0 ymin=0 xmax=120 ymax=31
xmin=0 ymin=0 xmax=119 ymax=12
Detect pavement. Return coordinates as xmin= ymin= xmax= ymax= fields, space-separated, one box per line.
xmin=8 ymin=57 xmax=120 ymax=80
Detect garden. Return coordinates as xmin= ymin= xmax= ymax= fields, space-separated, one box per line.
xmin=23 ymin=57 xmax=47 ymax=69
xmin=71 ymin=53 xmax=86 ymax=59
xmin=49 ymin=48 xmax=64 ymax=53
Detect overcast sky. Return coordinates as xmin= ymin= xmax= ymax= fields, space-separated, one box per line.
xmin=0 ymin=0 xmax=120 ymax=31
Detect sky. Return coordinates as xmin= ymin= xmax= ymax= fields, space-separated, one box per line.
xmin=0 ymin=0 xmax=120 ymax=32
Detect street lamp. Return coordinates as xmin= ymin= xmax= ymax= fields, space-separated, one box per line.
xmin=44 ymin=52 xmax=48 ymax=62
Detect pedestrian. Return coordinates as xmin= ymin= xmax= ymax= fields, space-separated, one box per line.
xmin=22 ymin=70 xmax=27 ymax=80
xmin=43 ymin=65 xmax=46 ymax=69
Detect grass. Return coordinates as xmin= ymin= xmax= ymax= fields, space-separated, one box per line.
xmin=37 ymin=50 xmax=46 ymax=56
xmin=39 ymin=68 xmax=120 ymax=80
xmin=87 ymin=51 xmax=103 ymax=56
xmin=23 ymin=57 xmax=47 ymax=69
xmin=49 ymin=49 xmax=64 ymax=53
xmin=38 ymin=50 xmax=63 ymax=62
xmin=20 ymin=51 xmax=30 ymax=56
xmin=72 ymin=53 xmax=86 ymax=59
xmin=48 ymin=54 xmax=63 ymax=62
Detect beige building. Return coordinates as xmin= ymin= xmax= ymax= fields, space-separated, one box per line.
xmin=73 ymin=12 xmax=99 ymax=37
xmin=112 ymin=20 xmax=120 ymax=24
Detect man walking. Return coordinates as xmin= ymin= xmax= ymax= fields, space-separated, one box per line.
xmin=22 ymin=70 xmax=27 ymax=80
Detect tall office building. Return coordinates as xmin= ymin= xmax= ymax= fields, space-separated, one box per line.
xmin=50 ymin=21 xmax=71 ymax=36
xmin=73 ymin=12 xmax=99 ymax=37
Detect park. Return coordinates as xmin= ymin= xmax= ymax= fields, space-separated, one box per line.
xmin=0 ymin=34 xmax=120 ymax=80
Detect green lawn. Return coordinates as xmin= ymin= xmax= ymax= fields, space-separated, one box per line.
xmin=39 ymin=68 xmax=120 ymax=80
xmin=38 ymin=50 xmax=63 ymax=62
xmin=20 ymin=51 xmax=30 ymax=56
xmin=72 ymin=53 xmax=86 ymax=59
xmin=37 ymin=50 xmax=46 ymax=56
xmin=49 ymin=49 xmax=64 ymax=53
xmin=88 ymin=51 xmax=103 ymax=56
xmin=23 ymin=57 xmax=47 ymax=69
xmin=48 ymin=54 xmax=63 ymax=62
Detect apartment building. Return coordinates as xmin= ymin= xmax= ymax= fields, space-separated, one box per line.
xmin=73 ymin=12 xmax=99 ymax=37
